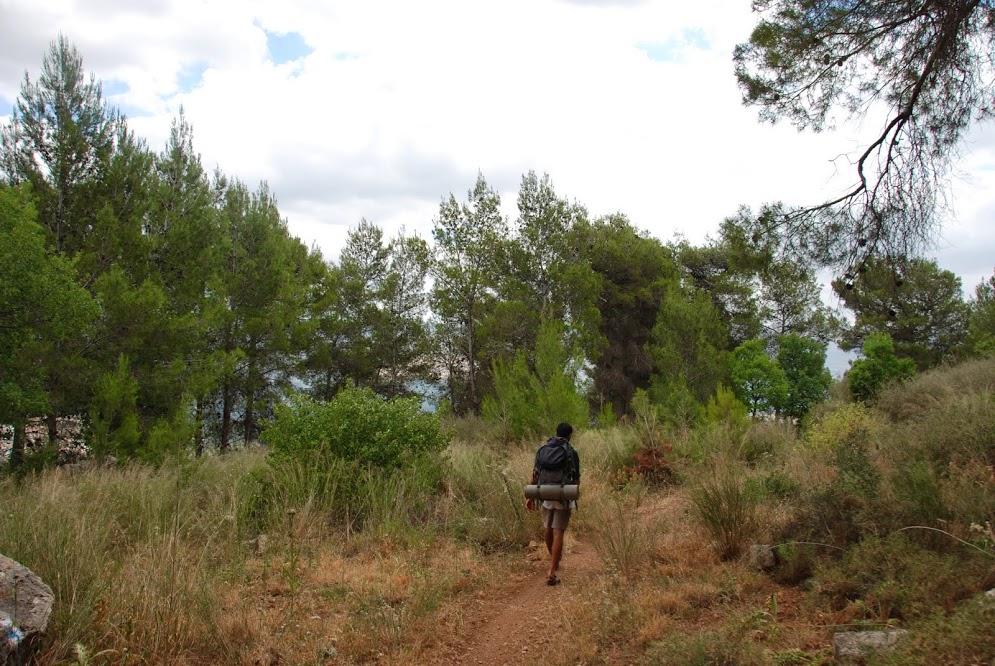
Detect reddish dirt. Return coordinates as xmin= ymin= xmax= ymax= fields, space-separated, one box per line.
xmin=427 ymin=535 xmax=603 ymax=666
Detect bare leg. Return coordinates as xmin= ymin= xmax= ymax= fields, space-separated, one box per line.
xmin=548 ymin=528 xmax=565 ymax=580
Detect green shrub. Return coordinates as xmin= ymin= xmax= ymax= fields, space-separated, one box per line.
xmin=263 ymin=386 xmax=446 ymax=468
xmin=815 ymin=533 xmax=988 ymax=621
xmin=805 ymin=402 xmax=882 ymax=456
xmin=642 ymin=627 xmax=765 ymax=666
xmin=847 ymin=332 xmax=916 ymax=403
xmin=739 ymin=420 xmax=796 ymax=465
xmin=772 ymin=542 xmax=816 ymax=585
xmin=690 ymin=463 xmax=761 ymax=560
xmin=746 ymin=470 xmax=801 ymax=501
xmin=874 ymin=595 xmax=995 ymax=665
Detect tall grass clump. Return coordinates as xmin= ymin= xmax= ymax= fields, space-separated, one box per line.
xmin=0 ymin=454 xmax=262 ymax=664
xmin=587 ymin=480 xmax=661 ymax=577
xmin=443 ymin=440 xmax=531 ymax=550
xmin=690 ymin=461 xmax=761 ymax=560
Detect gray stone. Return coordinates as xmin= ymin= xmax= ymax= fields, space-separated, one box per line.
xmin=747 ymin=544 xmax=777 ymax=570
xmin=0 ymin=554 xmax=54 ymax=664
xmin=833 ymin=629 xmax=909 ymax=664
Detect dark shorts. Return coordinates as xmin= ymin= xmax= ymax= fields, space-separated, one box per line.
xmin=542 ymin=505 xmax=571 ymax=530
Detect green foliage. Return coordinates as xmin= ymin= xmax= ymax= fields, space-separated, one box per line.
xmin=705 ymin=384 xmax=750 ymax=430
xmin=735 ymin=1 xmax=995 ymax=269
xmin=0 ymin=186 xmax=98 ymax=431
xmin=481 ymin=317 xmax=588 ymax=441
xmin=776 ymin=334 xmax=831 ymax=420
xmin=649 ymin=280 xmax=730 ymax=404
xmin=690 ymin=463 xmax=761 ymax=560
xmin=875 ymin=595 xmax=995 ymax=665
xmin=833 ymin=258 xmax=969 ymax=370
xmin=816 ymin=533 xmax=988 ymax=622
xmin=730 ymin=339 xmax=788 ymax=416
xmin=650 ymin=379 xmax=705 ymax=435
xmin=578 ymin=214 xmax=678 ymax=415
xmin=643 ymin=627 xmax=765 ymax=666
xmin=848 ymin=333 xmax=916 ymax=402
xmin=89 ymin=355 xmax=142 ymax=460
xmin=263 ymin=386 xmax=446 ymax=469
xmin=966 ymin=270 xmax=995 ymax=355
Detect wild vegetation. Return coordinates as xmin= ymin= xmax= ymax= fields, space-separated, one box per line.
xmin=1 ymin=358 xmax=992 ymax=664
xmin=2 ymin=15 xmax=995 ymax=666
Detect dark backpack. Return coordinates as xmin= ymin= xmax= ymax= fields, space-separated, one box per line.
xmin=534 ymin=437 xmax=578 ymax=486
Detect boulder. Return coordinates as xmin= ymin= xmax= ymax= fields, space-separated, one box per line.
xmin=0 ymin=554 xmax=54 ymax=665
xmin=747 ymin=544 xmax=777 ymax=570
xmin=832 ymin=629 xmax=908 ymax=664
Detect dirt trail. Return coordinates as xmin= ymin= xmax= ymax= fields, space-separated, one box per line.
xmin=431 ymin=535 xmax=603 ymax=666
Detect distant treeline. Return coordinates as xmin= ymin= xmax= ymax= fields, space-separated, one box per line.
xmin=2 ymin=37 xmax=993 ymax=466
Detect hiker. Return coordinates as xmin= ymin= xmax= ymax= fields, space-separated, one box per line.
xmin=526 ymin=422 xmax=580 ymax=586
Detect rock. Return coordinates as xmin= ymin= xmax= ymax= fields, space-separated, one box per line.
xmin=0 ymin=554 xmax=55 ymax=665
xmin=832 ymin=629 xmax=908 ymax=664
xmin=249 ymin=534 xmax=269 ymax=556
xmin=747 ymin=544 xmax=777 ymax=570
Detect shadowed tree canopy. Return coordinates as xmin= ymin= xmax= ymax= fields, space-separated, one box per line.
xmin=735 ymin=1 xmax=995 ymax=274
xmin=832 ymin=256 xmax=969 ymax=370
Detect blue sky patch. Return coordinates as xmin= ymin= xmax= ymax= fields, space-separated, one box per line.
xmin=103 ymin=79 xmax=129 ymax=97
xmin=177 ymin=62 xmax=208 ymax=93
xmin=0 ymin=95 xmax=14 ymax=115
xmin=266 ymin=30 xmax=313 ymax=64
xmin=638 ymin=27 xmax=710 ymax=62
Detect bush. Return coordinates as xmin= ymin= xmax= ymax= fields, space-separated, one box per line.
xmin=263 ymin=386 xmax=446 ymax=468
xmin=643 ymin=627 xmax=765 ymax=666
xmin=805 ymin=402 xmax=882 ymax=456
xmin=690 ymin=463 xmax=761 ymax=560
xmin=815 ymin=533 xmax=988 ymax=621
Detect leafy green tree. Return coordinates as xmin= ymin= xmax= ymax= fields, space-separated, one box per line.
xmin=487 ymin=171 xmax=601 ymax=365
xmin=675 ymin=237 xmax=760 ymax=348
xmin=213 ymin=180 xmax=315 ymax=450
xmin=776 ymin=333 xmax=831 ymax=420
xmin=0 ymin=34 xmax=120 ymax=256
xmin=966 ymin=270 xmax=995 ymax=355
xmin=88 ymin=355 xmax=141 ymax=460
xmin=730 ymin=339 xmax=788 ymax=417
xmin=0 ymin=186 xmax=97 ymax=469
xmin=379 ymin=231 xmax=432 ymax=398
xmin=149 ymin=110 xmax=228 ymax=454
xmin=482 ymin=318 xmax=588 ymax=441
xmin=847 ymin=332 xmax=916 ymax=403
xmin=832 ymin=257 xmax=968 ymax=369
xmin=735 ymin=1 xmax=995 ymax=272
xmin=579 ymin=214 xmax=678 ymax=416
xmin=715 ymin=209 xmax=838 ymax=347
xmin=430 ymin=173 xmax=505 ymax=413
xmin=648 ymin=280 xmax=730 ymax=404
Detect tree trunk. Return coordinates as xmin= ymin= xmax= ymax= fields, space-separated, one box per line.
xmin=220 ymin=382 xmax=234 ymax=453
xmin=194 ymin=397 xmax=205 ymax=457
xmin=47 ymin=413 xmax=58 ymax=447
xmin=9 ymin=421 xmax=25 ymax=472
xmin=244 ymin=352 xmax=256 ymax=445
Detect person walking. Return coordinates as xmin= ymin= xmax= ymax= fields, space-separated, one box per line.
xmin=526 ymin=422 xmax=580 ymax=586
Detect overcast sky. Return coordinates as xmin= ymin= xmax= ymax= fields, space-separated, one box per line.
xmin=2 ymin=0 xmax=994 ymax=373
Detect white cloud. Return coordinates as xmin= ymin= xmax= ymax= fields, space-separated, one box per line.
xmin=0 ymin=0 xmax=992 ymax=290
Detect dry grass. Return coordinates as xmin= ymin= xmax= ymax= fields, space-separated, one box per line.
xmin=4 ymin=359 xmax=995 ymax=665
